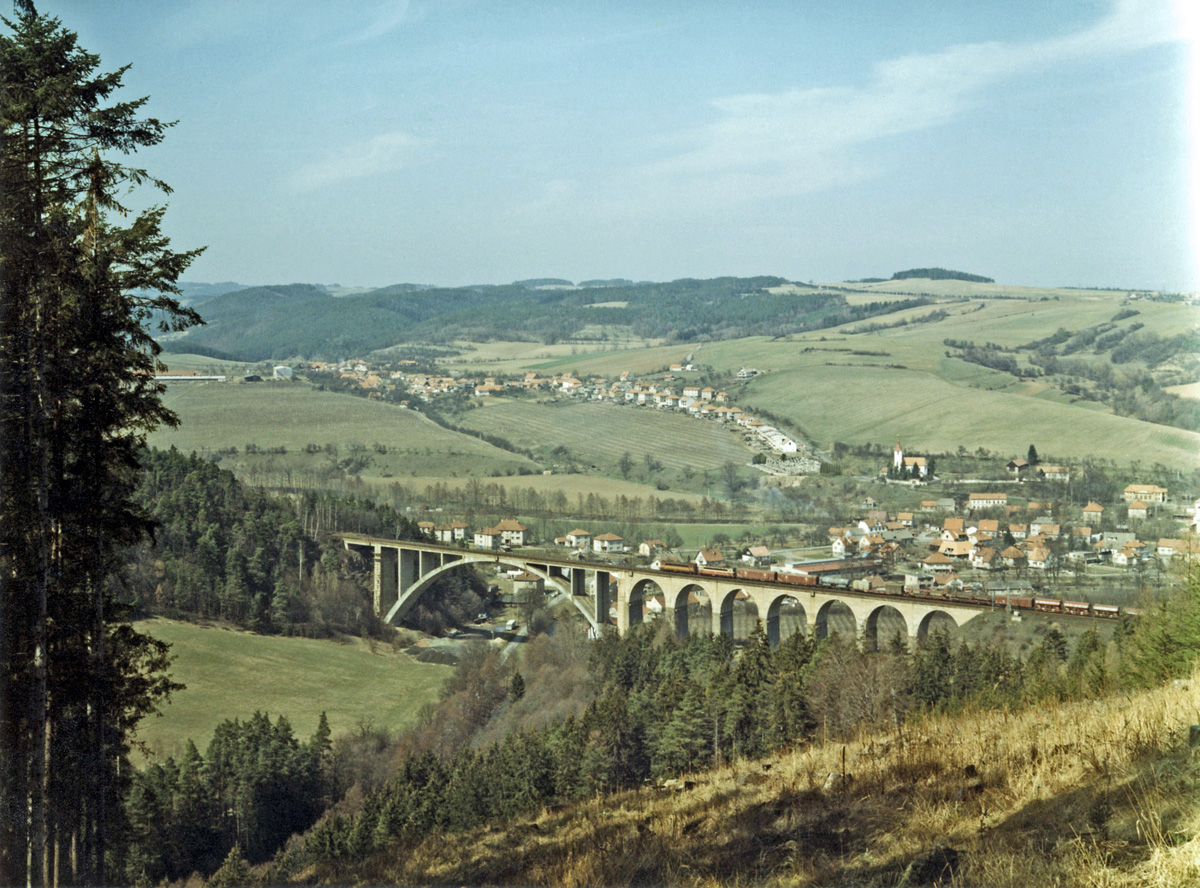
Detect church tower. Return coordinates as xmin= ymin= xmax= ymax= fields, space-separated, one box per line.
xmin=893 ymin=439 xmax=904 ymax=469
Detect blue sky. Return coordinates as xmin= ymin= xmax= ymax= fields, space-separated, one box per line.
xmin=50 ymin=0 xmax=1197 ymax=290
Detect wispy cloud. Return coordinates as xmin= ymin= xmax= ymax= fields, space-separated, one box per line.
xmin=344 ymin=0 xmax=412 ymax=44
xmin=547 ymin=0 xmax=1184 ymax=216
xmin=290 ymin=131 xmax=423 ymax=191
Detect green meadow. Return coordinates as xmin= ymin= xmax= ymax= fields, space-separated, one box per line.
xmin=451 ymin=398 xmax=752 ymax=475
xmin=150 ymin=382 xmax=538 ymax=478
xmin=133 ymin=619 xmax=451 ymax=761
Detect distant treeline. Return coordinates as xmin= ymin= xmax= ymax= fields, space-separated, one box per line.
xmin=892 ymin=267 xmax=995 ymax=283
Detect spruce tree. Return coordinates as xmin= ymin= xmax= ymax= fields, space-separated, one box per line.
xmin=0 ymin=8 xmax=201 ymax=883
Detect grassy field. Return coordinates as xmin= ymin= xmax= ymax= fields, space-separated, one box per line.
xmin=149 ymin=383 xmax=538 ymax=478
xmin=394 ymin=471 xmax=710 ymax=505
xmin=133 ymin=619 xmax=451 ymax=761
xmin=450 ymin=398 xmax=752 ymax=476
xmin=159 ymin=351 xmax=268 ymax=376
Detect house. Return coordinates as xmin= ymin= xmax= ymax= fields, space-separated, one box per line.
xmin=976 ymin=518 xmax=1000 ymax=536
xmin=638 ymin=539 xmax=667 ymax=557
xmin=417 ymin=521 xmax=435 ymax=537
xmin=923 ymin=552 xmax=953 ymax=573
xmin=433 ymin=523 xmax=455 ymax=543
xmin=1082 ymin=502 xmax=1105 ymax=520
xmin=1124 ymin=484 xmax=1167 ymax=504
xmin=1000 ymin=546 xmax=1027 ymax=568
xmin=695 ymin=547 xmax=725 ymax=567
xmin=1027 ymin=547 xmax=1055 ymax=570
xmin=1112 ymin=546 xmax=1141 ymax=567
xmin=943 ymin=517 xmax=965 ymax=535
xmin=1007 ymin=457 xmax=1031 ymax=477
xmin=593 ymin=532 xmax=625 ymax=554
xmin=831 ymin=536 xmax=855 ymax=558
xmin=743 ymin=546 xmax=772 ymax=566
xmin=565 ymin=529 xmax=592 ymax=548
xmin=512 ymin=571 xmax=545 ymax=597
xmin=968 ymin=493 xmax=1007 ymax=510
xmin=492 ymin=519 xmax=528 ymax=547
xmin=1039 ymin=465 xmax=1070 ymax=483
xmin=1008 ymin=523 xmax=1028 ymax=540
xmin=897 ymin=512 xmax=915 ymax=527
xmin=970 ymin=547 xmax=1000 ymax=570
xmin=1029 ymin=519 xmax=1060 ymax=539
xmin=938 ymin=539 xmax=974 ymax=559
xmin=1127 ymin=500 xmax=1149 ymax=521
xmin=473 ymin=528 xmax=499 ymax=549
xmin=448 ymin=520 xmax=470 ymax=541
xmin=1157 ymin=538 xmax=1195 ymax=559
xmin=933 ymin=573 xmax=964 ymax=591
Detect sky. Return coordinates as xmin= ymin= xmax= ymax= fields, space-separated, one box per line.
xmin=44 ymin=0 xmax=1199 ymax=291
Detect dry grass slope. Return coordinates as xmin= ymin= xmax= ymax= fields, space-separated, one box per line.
xmin=330 ymin=675 xmax=1200 ymax=888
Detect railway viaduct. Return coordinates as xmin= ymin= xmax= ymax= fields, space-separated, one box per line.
xmin=339 ymin=534 xmax=995 ymax=648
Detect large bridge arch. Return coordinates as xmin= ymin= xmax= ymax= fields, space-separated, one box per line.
xmin=814 ymin=598 xmax=857 ymax=639
xmin=766 ymin=594 xmax=807 ymax=647
xmin=380 ymin=555 xmax=569 ymax=625
xmin=916 ymin=608 xmax=961 ymax=645
xmin=717 ymin=588 xmax=758 ymax=642
xmin=862 ymin=604 xmax=909 ymax=653
xmin=670 ymin=583 xmax=712 ymax=637
xmin=628 ymin=578 xmax=665 ymax=630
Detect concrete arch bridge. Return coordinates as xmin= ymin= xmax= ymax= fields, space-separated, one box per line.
xmin=339 ymin=534 xmax=994 ymax=649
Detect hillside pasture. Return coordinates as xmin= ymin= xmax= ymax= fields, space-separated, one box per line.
xmin=450 ymin=399 xmax=752 ymax=476
xmin=133 ymin=619 xmax=450 ymax=761
xmin=150 ymin=383 xmax=537 ymax=477
xmin=741 ymin=363 xmax=1200 ymax=467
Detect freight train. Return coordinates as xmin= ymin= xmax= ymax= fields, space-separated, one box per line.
xmin=652 ymin=562 xmax=1135 ymax=618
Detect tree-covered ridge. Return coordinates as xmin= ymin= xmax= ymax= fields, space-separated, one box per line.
xmin=892 ymin=267 xmax=995 ymax=283
xmin=132 ymin=447 xmax=420 ymax=636
xmin=170 ymin=275 xmax=934 ymax=361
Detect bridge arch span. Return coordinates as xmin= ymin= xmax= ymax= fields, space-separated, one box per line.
xmin=765 ymin=594 xmax=807 ymax=647
xmin=628 ymin=578 xmax=665 ymax=629
xmin=916 ymin=608 xmax=962 ymax=645
xmin=380 ymin=555 xmax=573 ymax=626
xmin=863 ymin=604 xmax=908 ymax=652
xmin=814 ymin=598 xmax=857 ymax=639
xmin=716 ymin=588 xmax=758 ymax=642
xmin=670 ymin=583 xmax=712 ymax=637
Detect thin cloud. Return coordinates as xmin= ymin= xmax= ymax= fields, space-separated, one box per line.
xmin=557 ymin=0 xmax=1185 ymax=217
xmin=344 ymin=0 xmax=411 ymax=44
xmin=290 ymin=132 xmax=423 ymax=191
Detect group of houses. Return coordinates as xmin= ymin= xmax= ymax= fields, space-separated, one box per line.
xmin=827 ymin=483 xmax=1198 ymax=592
xmin=417 ymin=518 xmax=531 ymax=550
xmin=305 ymin=357 xmax=810 ymax=459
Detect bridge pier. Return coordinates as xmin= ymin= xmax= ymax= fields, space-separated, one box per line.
xmin=373 ymin=545 xmax=398 ymax=616
xmin=597 ymin=570 xmax=613 ymax=631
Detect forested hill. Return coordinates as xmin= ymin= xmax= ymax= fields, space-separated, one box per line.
xmin=167 ymin=276 xmax=933 ymax=361
xmin=892 ymin=267 xmax=994 ymax=283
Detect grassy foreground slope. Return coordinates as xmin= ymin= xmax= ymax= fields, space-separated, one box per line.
xmin=134 ymin=620 xmax=450 ymax=761
xmin=333 ymin=674 xmax=1200 ymax=888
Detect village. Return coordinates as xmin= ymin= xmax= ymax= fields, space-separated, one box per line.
xmin=292 ymin=356 xmax=822 ymax=471
xmin=410 ymin=442 xmax=1198 ymax=622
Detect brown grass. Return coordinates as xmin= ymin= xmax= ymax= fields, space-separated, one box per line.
xmin=330 ymin=674 xmax=1200 ymax=887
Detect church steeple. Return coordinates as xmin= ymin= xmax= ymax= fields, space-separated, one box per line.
xmin=894 ymin=439 xmax=903 ymax=469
